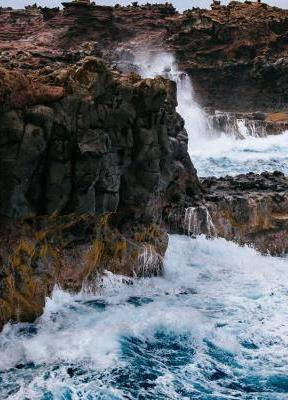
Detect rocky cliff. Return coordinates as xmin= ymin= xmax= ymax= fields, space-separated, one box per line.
xmin=191 ymin=172 xmax=288 ymax=256
xmin=169 ymin=2 xmax=288 ymax=111
xmin=1 ymin=2 xmax=287 ymax=112
xmin=0 ymin=56 xmax=200 ymax=330
xmin=0 ymin=2 xmax=288 ymax=330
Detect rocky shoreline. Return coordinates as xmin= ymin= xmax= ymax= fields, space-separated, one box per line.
xmin=0 ymin=1 xmax=288 ymax=330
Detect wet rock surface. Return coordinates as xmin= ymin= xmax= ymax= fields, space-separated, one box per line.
xmin=164 ymin=172 xmax=288 ymax=255
xmin=208 ymin=110 xmax=288 ymax=137
xmin=0 ymin=57 xmax=199 ymax=220
xmin=201 ymin=172 xmax=288 ymax=255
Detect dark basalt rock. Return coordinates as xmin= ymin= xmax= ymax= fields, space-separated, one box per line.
xmin=200 ymin=173 xmax=288 ymax=255
xmin=0 ymin=56 xmax=200 ymax=330
xmin=0 ymin=57 xmax=200 ymax=220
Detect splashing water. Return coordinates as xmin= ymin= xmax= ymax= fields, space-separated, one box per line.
xmin=136 ymin=52 xmax=211 ymax=151
xmin=191 ymin=130 xmax=288 ymax=177
xmin=1 ymin=235 xmax=288 ymax=399
xmin=136 ymin=52 xmax=288 ymax=177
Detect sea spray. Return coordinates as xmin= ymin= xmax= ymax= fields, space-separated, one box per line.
xmin=135 ymin=52 xmax=212 ymax=149
xmin=209 ymin=111 xmax=268 ymax=139
xmin=134 ymin=52 xmax=288 ymax=177
xmin=138 ymin=243 xmax=163 ymax=277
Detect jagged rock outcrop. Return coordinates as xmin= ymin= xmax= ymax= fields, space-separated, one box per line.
xmin=0 ymin=57 xmax=199 ymax=219
xmin=0 ymin=56 xmax=200 ymax=330
xmin=201 ymin=172 xmax=288 ymax=255
xmin=208 ymin=110 xmax=288 ymax=137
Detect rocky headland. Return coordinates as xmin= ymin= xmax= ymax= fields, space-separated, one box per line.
xmin=0 ymin=1 xmax=288 ymax=329
xmin=0 ymin=55 xmax=200 ymax=330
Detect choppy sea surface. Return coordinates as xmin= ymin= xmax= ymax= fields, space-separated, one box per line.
xmin=1 ymin=235 xmax=288 ymax=400
xmin=1 ymin=53 xmax=288 ymax=399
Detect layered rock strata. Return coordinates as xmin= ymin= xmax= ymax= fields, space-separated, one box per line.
xmin=169 ymin=2 xmax=288 ymax=111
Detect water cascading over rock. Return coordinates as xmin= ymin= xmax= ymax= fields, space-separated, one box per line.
xmin=184 ymin=206 xmax=217 ymax=237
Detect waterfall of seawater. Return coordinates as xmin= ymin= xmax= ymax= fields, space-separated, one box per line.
xmin=136 ymin=52 xmax=211 ymax=153
xmin=1 ymin=52 xmax=288 ymax=400
xmin=136 ymin=52 xmax=288 ymax=178
xmin=184 ymin=206 xmax=216 ymax=237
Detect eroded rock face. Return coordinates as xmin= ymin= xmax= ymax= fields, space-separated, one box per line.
xmin=0 ymin=57 xmax=199 ymax=220
xmin=163 ymin=171 xmax=288 ymax=256
xmin=1 ymin=3 xmax=288 ymax=330
xmin=0 ymin=215 xmax=167 ymax=331
xmin=208 ymin=111 xmax=288 ymax=137
xmin=0 ymin=56 xmax=200 ymax=329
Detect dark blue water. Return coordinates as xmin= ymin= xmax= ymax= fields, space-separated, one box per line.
xmin=1 ymin=236 xmax=288 ymax=400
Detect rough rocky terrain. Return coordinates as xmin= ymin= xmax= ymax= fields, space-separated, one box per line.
xmin=208 ymin=110 xmax=288 ymax=137
xmin=170 ymin=2 xmax=288 ymax=112
xmin=0 ymin=1 xmax=288 ymax=329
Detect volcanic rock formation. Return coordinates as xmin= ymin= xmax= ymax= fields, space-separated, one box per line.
xmin=0 ymin=2 xmax=288 ymax=329
xmin=0 ymin=56 xmax=200 ymax=330
xmin=201 ymin=172 xmax=288 ymax=255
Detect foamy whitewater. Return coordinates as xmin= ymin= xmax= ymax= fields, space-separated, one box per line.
xmin=1 ymin=236 xmax=288 ymax=399
xmin=1 ymin=53 xmax=288 ymax=399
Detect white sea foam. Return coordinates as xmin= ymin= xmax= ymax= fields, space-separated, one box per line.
xmin=190 ymin=130 xmax=288 ymax=177
xmin=1 ymin=235 xmax=288 ymax=399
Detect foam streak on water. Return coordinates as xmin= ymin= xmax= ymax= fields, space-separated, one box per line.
xmin=1 ymin=235 xmax=288 ymax=399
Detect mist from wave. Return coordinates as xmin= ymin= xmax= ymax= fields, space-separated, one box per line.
xmin=136 ymin=52 xmax=288 ymax=177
